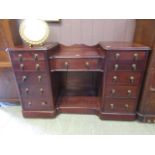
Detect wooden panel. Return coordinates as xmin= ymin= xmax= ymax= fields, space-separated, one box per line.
xmin=0 ymin=68 xmax=19 ymax=102
xmin=134 ymin=19 xmax=155 ymax=47
xmin=0 ymin=19 xmax=22 ymax=102
xmin=134 ymin=20 xmax=155 ymax=122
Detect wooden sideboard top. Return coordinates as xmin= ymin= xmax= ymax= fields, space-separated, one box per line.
xmin=6 ymin=42 xmax=58 ymax=52
xmin=99 ymin=42 xmax=151 ymax=51
xmin=6 ymin=42 xmax=151 ymax=52
xmin=50 ymin=44 xmax=105 ymax=59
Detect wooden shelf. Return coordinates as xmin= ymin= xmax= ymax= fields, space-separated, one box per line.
xmin=57 ymin=96 xmax=100 ymax=114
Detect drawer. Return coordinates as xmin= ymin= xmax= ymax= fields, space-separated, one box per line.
xmin=105 ymin=86 xmax=138 ymax=98
xmin=104 ymin=98 xmax=136 ymax=113
xmin=10 ymin=52 xmax=45 ymax=61
xmin=50 ymin=58 xmax=103 ymax=71
xmin=106 ymin=71 xmax=142 ymax=85
xmin=15 ymin=72 xmax=49 ymax=85
xmin=19 ymin=84 xmax=51 ymax=98
xmin=22 ymin=98 xmax=53 ymax=111
xmin=108 ymin=51 xmax=146 ymax=61
xmin=12 ymin=61 xmax=46 ymax=71
xmin=106 ymin=61 xmax=145 ymax=71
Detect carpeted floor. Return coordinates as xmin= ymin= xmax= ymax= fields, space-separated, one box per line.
xmin=0 ymin=103 xmax=155 ymax=135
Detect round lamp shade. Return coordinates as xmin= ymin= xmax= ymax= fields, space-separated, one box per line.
xmin=19 ymin=19 xmax=50 ymax=45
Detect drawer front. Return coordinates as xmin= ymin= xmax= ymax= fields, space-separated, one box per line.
xmin=106 ymin=71 xmax=142 ymax=85
xmin=105 ymin=86 xmax=138 ymax=98
xmin=108 ymin=51 xmax=146 ymax=61
xmin=50 ymin=58 xmax=103 ymax=70
xmin=22 ymin=98 xmax=53 ymax=111
xmin=106 ymin=61 xmax=145 ymax=71
xmin=10 ymin=52 xmax=45 ymax=61
xmin=12 ymin=61 xmax=46 ymax=71
xmin=19 ymin=84 xmax=51 ymax=98
xmin=15 ymin=72 xmax=49 ymax=85
xmin=104 ymin=98 xmax=136 ymax=113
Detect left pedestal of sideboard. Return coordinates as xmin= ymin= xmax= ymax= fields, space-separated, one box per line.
xmin=7 ymin=44 xmax=58 ymax=118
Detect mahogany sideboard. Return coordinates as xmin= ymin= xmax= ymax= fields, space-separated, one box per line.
xmin=6 ymin=42 xmax=151 ymax=121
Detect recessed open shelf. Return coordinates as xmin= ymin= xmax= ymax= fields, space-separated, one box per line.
xmin=51 ymin=71 xmax=102 ymax=114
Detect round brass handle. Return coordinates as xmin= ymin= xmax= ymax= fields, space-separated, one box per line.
xmin=20 ymin=64 xmax=24 ymax=70
xmin=113 ymin=76 xmax=118 ymax=82
xmin=115 ymin=53 xmax=120 ymax=60
xmin=114 ymin=64 xmax=119 ymax=71
xmin=85 ymin=62 xmax=90 ymax=68
xmin=40 ymin=88 xmax=44 ymax=94
xmin=110 ymin=103 xmax=114 ymax=109
xmin=64 ymin=62 xmax=69 ymax=68
xmin=133 ymin=53 xmax=138 ymax=60
xmin=35 ymin=64 xmax=40 ymax=71
xmin=127 ymin=90 xmax=132 ymax=96
xmin=34 ymin=53 xmax=38 ymax=61
xmin=28 ymin=101 xmax=32 ymax=106
xmin=111 ymin=89 xmax=116 ymax=95
xmin=38 ymin=75 xmax=42 ymax=82
xmin=130 ymin=76 xmax=135 ymax=84
xmin=25 ymin=88 xmax=29 ymax=94
xmin=22 ymin=75 xmax=27 ymax=82
xmin=132 ymin=64 xmax=136 ymax=71
xmin=18 ymin=54 xmax=23 ymax=62
xmin=41 ymin=101 xmax=47 ymax=106
xmin=125 ymin=104 xmax=129 ymax=109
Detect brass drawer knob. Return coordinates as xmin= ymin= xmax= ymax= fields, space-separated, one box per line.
xmin=130 ymin=76 xmax=135 ymax=84
xmin=40 ymin=88 xmax=44 ymax=94
xmin=41 ymin=101 xmax=47 ymax=106
xmin=22 ymin=75 xmax=27 ymax=82
xmin=150 ymin=86 xmax=155 ymax=92
xmin=20 ymin=64 xmax=24 ymax=70
xmin=113 ymin=76 xmax=118 ymax=82
xmin=114 ymin=64 xmax=119 ymax=71
xmin=110 ymin=103 xmax=114 ymax=109
xmin=64 ymin=62 xmax=69 ymax=68
xmin=133 ymin=53 xmax=138 ymax=61
xmin=127 ymin=90 xmax=132 ymax=96
xmin=35 ymin=64 xmax=40 ymax=71
xmin=115 ymin=53 xmax=120 ymax=60
xmin=125 ymin=104 xmax=129 ymax=109
xmin=38 ymin=75 xmax=42 ymax=82
xmin=25 ymin=88 xmax=29 ymax=94
xmin=28 ymin=101 xmax=32 ymax=106
xmin=85 ymin=62 xmax=90 ymax=68
xmin=132 ymin=64 xmax=136 ymax=71
xmin=18 ymin=54 xmax=23 ymax=62
xmin=111 ymin=89 xmax=116 ymax=95
xmin=34 ymin=53 xmax=38 ymax=61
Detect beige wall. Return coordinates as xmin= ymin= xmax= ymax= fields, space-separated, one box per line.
xmin=47 ymin=19 xmax=136 ymax=45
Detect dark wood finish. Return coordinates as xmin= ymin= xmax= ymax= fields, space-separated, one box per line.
xmin=7 ymin=43 xmax=58 ymax=117
xmin=100 ymin=42 xmax=150 ymax=121
xmin=134 ymin=20 xmax=155 ymax=123
xmin=7 ymin=42 xmax=150 ymax=121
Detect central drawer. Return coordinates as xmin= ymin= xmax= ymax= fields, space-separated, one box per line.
xmin=50 ymin=58 xmax=103 ymax=71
